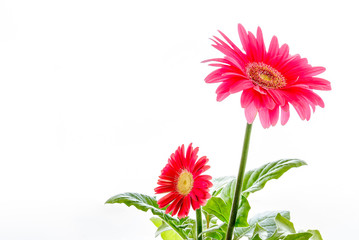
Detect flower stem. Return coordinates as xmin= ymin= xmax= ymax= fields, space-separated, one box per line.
xmin=206 ymin=213 xmax=210 ymax=229
xmin=225 ymin=123 xmax=253 ymax=240
xmin=196 ymin=207 xmax=203 ymax=240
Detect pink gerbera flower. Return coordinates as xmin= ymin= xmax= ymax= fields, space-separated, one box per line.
xmin=203 ymin=24 xmax=331 ymax=128
xmin=155 ymin=144 xmax=212 ymax=218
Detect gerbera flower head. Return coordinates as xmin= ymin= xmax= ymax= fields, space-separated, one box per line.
xmin=155 ymin=143 xmax=212 ymax=218
xmin=203 ymin=24 xmax=331 ymax=128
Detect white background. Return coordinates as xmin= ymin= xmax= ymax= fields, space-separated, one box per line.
xmin=0 ymin=0 xmax=358 ymax=239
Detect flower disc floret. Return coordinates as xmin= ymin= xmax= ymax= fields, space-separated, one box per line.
xmin=246 ymin=62 xmax=286 ymax=89
xmin=176 ymin=170 xmax=194 ymax=196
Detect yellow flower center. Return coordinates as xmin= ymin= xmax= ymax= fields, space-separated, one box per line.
xmin=246 ymin=62 xmax=286 ymax=89
xmin=176 ymin=170 xmax=194 ymax=196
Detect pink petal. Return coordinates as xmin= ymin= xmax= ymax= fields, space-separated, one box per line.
xmin=218 ymin=30 xmax=248 ymax=63
xmin=178 ymin=196 xmax=191 ymax=218
xmin=281 ymin=103 xmax=290 ymax=125
xmin=154 ymin=185 xmax=174 ymax=194
xmin=253 ymin=85 xmax=267 ymax=95
xmin=194 ymin=174 xmax=212 ymax=181
xmin=258 ymin=108 xmax=271 ymax=128
xmin=244 ymin=102 xmax=257 ymax=124
xmin=158 ymin=192 xmax=178 ymax=208
xmin=190 ymin=195 xmax=200 ymax=210
xmin=266 ymin=36 xmax=279 ymax=64
xmin=302 ymin=66 xmax=326 ymax=77
xmin=269 ymin=106 xmax=280 ymax=126
xmin=238 ymin=24 xmax=250 ymax=53
xmin=165 ymin=196 xmax=182 ymax=214
xmin=194 ymin=180 xmax=213 ymax=189
xmin=211 ymin=43 xmax=246 ymax=71
xmin=188 ymin=147 xmax=198 ymax=172
xmin=217 ymin=91 xmax=230 ymax=102
xmin=296 ymin=77 xmax=331 ymax=91
xmin=256 ymin=27 xmax=266 ymax=62
xmin=230 ymin=80 xmax=254 ymax=94
xmin=192 ymin=156 xmax=209 ymax=175
xmin=171 ymin=198 xmax=183 ymax=216
xmin=272 ymin=43 xmax=289 ymax=68
xmin=292 ymin=100 xmax=311 ymax=120
xmin=267 ymin=89 xmax=286 ymax=106
xmin=241 ymin=89 xmax=255 ymax=108
xmin=247 ymin=31 xmax=258 ymax=61
xmin=262 ymin=94 xmax=276 ymax=110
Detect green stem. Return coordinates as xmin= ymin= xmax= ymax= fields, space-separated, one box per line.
xmin=225 ymin=123 xmax=253 ymax=240
xmin=196 ymin=208 xmax=203 ymax=240
xmin=206 ymin=213 xmax=210 ymax=229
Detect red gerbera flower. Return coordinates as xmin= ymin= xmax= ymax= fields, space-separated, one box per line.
xmin=155 ymin=144 xmax=212 ymax=218
xmin=203 ymin=24 xmax=331 ymax=128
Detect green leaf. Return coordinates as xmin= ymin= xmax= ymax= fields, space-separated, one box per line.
xmin=150 ymin=217 xmax=162 ymax=227
xmin=250 ymin=234 xmax=264 ymax=240
xmin=235 ymin=195 xmax=250 ymax=227
xmin=211 ymin=159 xmax=306 ymax=218
xmin=267 ymin=214 xmax=297 ymax=240
xmin=105 ymin=192 xmax=178 ymax=223
xmin=202 ymin=197 xmax=230 ymax=223
xmin=250 ymin=224 xmax=267 ymax=240
xmin=155 ymin=222 xmax=173 ymax=237
xmin=202 ymin=195 xmax=250 ymax=228
xmin=283 ymin=232 xmax=313 ymax=240
xmin=106 ymin=192 xmax=188 ymax=239
xmin=220 ymin=178 xmax=237 ymax=207
xmin=275 ymin=214 xmax=296 ymax=234
xmin=251 ymin=235 xmax=263 ymax=240
xmin=150 ymin=217 xmax=182 ymax=240
xmin=234 ymin=226 xmax=252 ymax=240
xmin=208 ymin=159 xmax=304 ymax=236
xmin=204 ymin=230 xmax=224 ymax=240
xmin=180 ymin=218 xmax=196 ymax=239
xmin=199 ymin=222 xmax=226 ymax=239
xmin=251 ymin=211 xmax=290 ymax=235
xmin=307 ymin=230 xmax=323 ymax=240
xmin=200 ymin=213 xmax=226 ymax=239
xmin=235 ymin=211 xmax=290 ymax=239
xmin=242 ymin=159 xmax=307 ymax=198
xmin=216 ymin=177 xmax=250 ymax=227
xmin=211 ymin=176 xmax=236 ymax=196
